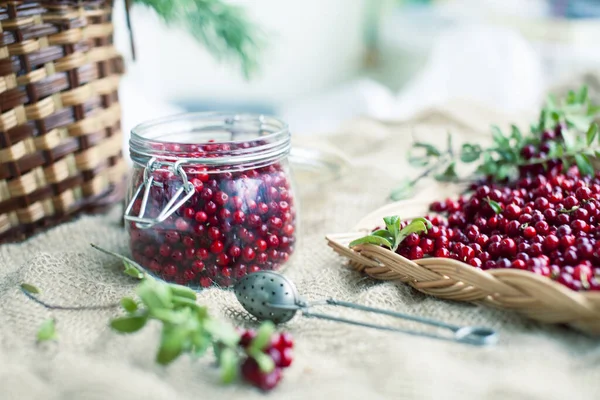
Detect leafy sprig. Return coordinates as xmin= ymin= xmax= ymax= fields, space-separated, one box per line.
xmin=21 ymin=245 xmax=278 ymax=384
xmin=391 ymin=86 xmax=600 ymax=200
xmin=133 ymin=0 xmax=264 ymax=78
xmin=350 ymin=216 xmax=432 ymax=252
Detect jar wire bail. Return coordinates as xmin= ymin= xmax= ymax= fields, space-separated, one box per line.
xmin=124 ymin=157 xmax=195 ymax=229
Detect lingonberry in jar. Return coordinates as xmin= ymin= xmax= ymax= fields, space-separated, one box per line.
xmin=125 ymin=113 xmax=297 ymax=288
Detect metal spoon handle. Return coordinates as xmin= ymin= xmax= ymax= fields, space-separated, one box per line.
xmin=301 ymin=299 xmax=497 ymax=346
xmin=301 ymin=309 xmax=495 ymax=345
xmin=324 ymin=299 xmax=461 ymax=331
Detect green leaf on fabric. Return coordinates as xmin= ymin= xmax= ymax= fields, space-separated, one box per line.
xmin=21 ymin=283 xmax=40 ymax=294
xmin=120 ymin=297 xmax=138 ymax=313
xmin=37 ymin=318 xmax=57 ymax=342
xmin=137 ymin=279 xmax=173 ymax=310
xmin=110 ymin=314 xmax=148 ymax=333
xmin=219 ymin=347 xmax=239 ymax=383
xmin=156 ymin=326 xmax=189 ymax=365
xmin=168 ymin=284 xmax=197 ymax=301
xmin=123 ymin=261 xmax=144 ymax=279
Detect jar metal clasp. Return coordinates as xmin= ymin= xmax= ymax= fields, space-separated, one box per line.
xmin=124 ymin=157 xmax=195 ymax=229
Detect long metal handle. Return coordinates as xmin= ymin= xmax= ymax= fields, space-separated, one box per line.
xmin=300 ymin=299 xmax=498 ymax=346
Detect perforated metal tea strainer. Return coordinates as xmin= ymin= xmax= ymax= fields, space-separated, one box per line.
xmin=234 ymin=271 xmax=498 ymax=346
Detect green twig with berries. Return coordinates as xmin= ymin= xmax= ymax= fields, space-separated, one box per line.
xmin=20 ymin=244 xmax=292 ymax=391
xmin=391 ymin=86 xmax=600 ymax=200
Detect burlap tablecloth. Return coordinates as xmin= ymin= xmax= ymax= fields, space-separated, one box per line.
xmin=2 ymin=83 xmax=600 ymax=399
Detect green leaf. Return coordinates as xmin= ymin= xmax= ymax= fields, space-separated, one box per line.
xmin=510 ymin=125 xmax=523 ymax=142
xmin=413 ymin=142 xmax=441 ymax=157
xmin=349 ymin=235 xmax=393 ymax=249
xmin=123 ymin=260 xmax=144 ymax=279
xmin=408 ymin=155 xmax=431 ymax=168
xmin=574 ymin=154 xmax=594 ymax=177
xmin=219 ymin=347 xmax=238 ymax=384
xmin=248 ymin=321 xmax=275 ymax=353
xmin=567 ymin=90 xmax=576 ymax=105
xmin=562 ymin=127 xmax=576 ymax=151
xmin=383 ymin=216 xmax=401 ymax=239
xmin=414 ymin=217 xmax=433 ymax=229
xmin=390 ymin=178 xmax=414 ymax=201
xmin=21 ymin=283 xmax=40 ymax=294
xmin=551 ymin=111 xmax=561 ymax=122
xmin=191 ymin=332 xmax=210 ymax=357
xmin=446 ymin=131 xmax=453 ymax=153
xmin=370 ymin=229 xmax=394 ymax=242
xmin=250 ymin=351 xmax=275 ymax=374
xmin=204 ymin=318 xmax=241 ymax=348
xmin=566 ymin=115 xmax=592 ymax=132
xmin=156 ymin=326 xmax=189 ymax=365
xmin=491 ymin=126 xmax=510 ymax=148
xmin=485 ymin=198 xmax=503 ymax=214
xmin=396 ymin=219 xmax=429 ymax=247
xmin=546 ymin=141 xmax=560 ymax=158
xmin=496 ymin=164 xmax=514 ymax=181
xmin=479 ymin=152 xmax=497 ymax=176
xmin=434 ymin=162 xmax=459 ymax=182
xmin=110 ymin=314 xmax=148 ymax=333
xmin=495 ymin=148 xmax=517 ymax=163
xmin=136 ymin=279 xmax=173 ymax=310
xmin=150 ymin=308 xmax=190 ymax=324
xmin=546 ymin=94 xmax=557 ymax=109
xmin=37 ymin=318 xmax=57 ymax=342
xmin=577 ymin=86 xmax=588 ymax=104
xmin=587 ymin=104 xmax=600 ymax=116
xmin=172 ymin=296 xmax=204 ymax=312
xmin=168 ymin=284 xmax=197 ymax=301
xmin=460 ymin=143 xmax=482 ymax=163
xmin=120 ymin=297 xmax=138 ymax=313
xmin=586 ymin=123 xmax=598 ymax=146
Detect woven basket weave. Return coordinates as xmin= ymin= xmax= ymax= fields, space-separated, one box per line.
xmin=0 ymin=0 xmax=125 ymax=243
xmin=327 ymin=198 xmax=600 ymax=335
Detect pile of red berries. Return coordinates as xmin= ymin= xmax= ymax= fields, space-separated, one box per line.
xmin=128 ymin=141 xmax=296 ymax=288
xmin=397 ymin=167 xmax=600 ymax=291
xmin=238 ymin=328 xmax=294 ymax=391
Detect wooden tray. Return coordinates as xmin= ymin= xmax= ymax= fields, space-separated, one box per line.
xmin=326 ymin=198 xmax=600 ymax=335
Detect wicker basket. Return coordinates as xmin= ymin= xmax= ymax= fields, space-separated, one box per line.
xmin=0 ymin=0 xmax=126 ymax=243
xmin=326 ymin=197 xmax=600 ymax=335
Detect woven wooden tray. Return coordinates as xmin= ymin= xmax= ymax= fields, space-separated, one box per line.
xmin=326 ymin=198 xmax=600 ymax=335
xmin=0 ymin=0 xmax=126 ymax=243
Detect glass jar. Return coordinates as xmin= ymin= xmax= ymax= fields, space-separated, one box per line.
xmin=124 ymin=113 xmax=297 ymax=288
